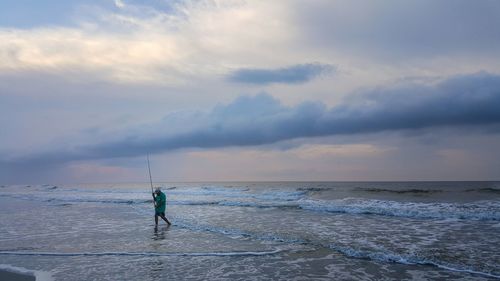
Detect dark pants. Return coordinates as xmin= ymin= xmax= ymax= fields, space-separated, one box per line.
xmin=155 ymin=211 xmax=171 ymax=225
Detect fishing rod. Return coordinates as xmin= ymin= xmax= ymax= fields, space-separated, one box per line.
xmin=147 ymin=153 xmax=154 ymax=198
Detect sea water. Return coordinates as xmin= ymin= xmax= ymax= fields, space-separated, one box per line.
xmin=0 ymin=182 xmax=499 ymax=280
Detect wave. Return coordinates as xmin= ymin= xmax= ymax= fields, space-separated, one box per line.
xmin=169 ymin=217 xmax=500 ymax=279
xmin=253 ymin=191 xmax=306 ymax=201
xmin=355 ymin=188 xmax=443 ymax=194
xmin=466 ymin=188 xmax=500 ymax=194
xmin=172 ymin=218 xmax=307 ymax=244
xmin=0 ymin=249 xmax=284 ymax=257
xmin=216 ymin=200 xmax=293 ymax=208
xmin=167 ymin=189 xmax=306 ymax=201
xmin=170 ymin=199 xmax=295 ymax=208
xmin=175 ymin=219 xmax=499 ymax=278
xmin=329 ymin=245 xmax=500 ymax=279
xmin=3 ymin=188 xmax=499 ymax=221
xmin=173 ymin=198 xmax=500 ymax=221
xmin=201 ymin=186 xmax=249 ymax=192
xmin=45 ymin=197 xmax=152 ymax=205
xmin=120 ymin=206 xmax=500 ymax=278
xmin=298 ymin=198 xmax=500 ymax=221
xmin=170 ymin=200 xmax=220 ymax=206
xmin=3 ymin=191 xmax=499 ymax=221
xmin=77 ymin=247 xmax=487 ymax=279
xmin=296 ymin=187 xmax=329 ymax=192
xmin=170 ymin=199 xmax=292 ymax=209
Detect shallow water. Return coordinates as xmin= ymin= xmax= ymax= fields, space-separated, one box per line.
xmin=0 ymin=182 xmax=499 ymax=280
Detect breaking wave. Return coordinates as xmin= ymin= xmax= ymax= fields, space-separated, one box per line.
xmin=0 ymin=249 xmax=284 ymax=257
xmin=466 ymin=188 xmax=500 ymax=194
xmin=2 ymin=192 xmax=499 ymax=221
xmin=296 ymin=187 xmax=330 ymax=192
xmin=329 ymin=245 xmax=500 ymax=279
xmin=171 ymin=198 xmax=500 ymax=221
xmin=297 ymin=198 xmax=500 ymax=221
xmin=355 ymin=188 xmax=443 ymax=194
xmin=170 ymin=217 xmax=500 ymax=279
xmin=47 ymin=198 xmax=152 ymax=205
xmin=2 ymin=220 xmax=498 ymax=279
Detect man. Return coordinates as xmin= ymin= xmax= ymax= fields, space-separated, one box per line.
xmin=153 ymin=187 xmax=171 ymax=226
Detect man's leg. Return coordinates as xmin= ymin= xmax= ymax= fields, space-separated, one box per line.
xmin=159 ymin=212 xmax=171 ymax=225
xmin=154 ymin=213 xmax=159 ymax=226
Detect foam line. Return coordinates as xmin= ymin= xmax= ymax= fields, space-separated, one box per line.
xmin=171 ymin=218 xmax=307 ymax=244
xmin=0 ymin=249 xmax=284 ymax=257
xmin=432 ymin=263 xmax=500 ymax=279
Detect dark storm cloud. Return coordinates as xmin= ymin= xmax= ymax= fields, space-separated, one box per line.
xmin=227 ymin=63 xmax=335 ymax=85
xmin=2 ymin=72 xmax=500 ymax=172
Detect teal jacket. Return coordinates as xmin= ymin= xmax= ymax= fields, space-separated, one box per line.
xmin=154 ymin=191 xmax=166 ymax=213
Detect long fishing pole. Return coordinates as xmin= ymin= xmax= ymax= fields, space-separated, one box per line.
xmin=147 ymin=153 xmax=154 ymax=197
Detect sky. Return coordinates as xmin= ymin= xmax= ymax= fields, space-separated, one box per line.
xmin=1 ymin=0 xmax=500 ymax=184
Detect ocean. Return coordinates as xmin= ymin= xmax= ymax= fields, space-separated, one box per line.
xmin=0 ymin=182 xmax=499 ymax=280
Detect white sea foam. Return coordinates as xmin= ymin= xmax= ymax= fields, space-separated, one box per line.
xmin=174 ymin=198 xmax=500 ymax=221
xmin=172 ymin=218 xmax=307 ymax=244
xmin=0 ymin=249 xmax=283 ymax=257
xmin=201 ymin=186 xmax=250 ymax=192
xmin=298 ymin=198 xmax=500 ymax=220
xmin=2 ymin=187 xmax=499 ymax=221
xmin=216 ymin=200 xmax=292 ymax=208
xmin=170 ymin=217 xmax=500 ymax=279
xmin=4 ymin=192 xmax=500 ymax=221
xmin=168 ymin=189 xmax=305 ymax=201
xmin=328 ymin=244 xmax=500 ymax=279
xmin=253 ymin=191 xmax=306 ymax=201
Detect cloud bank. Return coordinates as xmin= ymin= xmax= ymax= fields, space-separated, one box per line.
xmin=227 ymin=63 xmax=334 ymax=85
xmin=3 ymin=72 xmax=500 ymax=168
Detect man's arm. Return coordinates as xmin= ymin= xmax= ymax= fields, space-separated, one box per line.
xmin=152 ymin=193 xmax=158 ymax=207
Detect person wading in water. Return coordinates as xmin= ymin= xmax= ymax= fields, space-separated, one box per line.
xmin=153 ymin=187 xmax=171 ymax=227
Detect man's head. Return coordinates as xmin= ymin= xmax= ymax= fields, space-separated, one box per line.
xmin=154 ymin=187 xmax=161 ymax=194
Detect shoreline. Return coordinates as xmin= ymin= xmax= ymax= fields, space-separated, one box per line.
xmin=0 ymin=269 xmax=36 ymax=281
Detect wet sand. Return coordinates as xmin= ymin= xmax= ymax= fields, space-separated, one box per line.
xmin=0 ymin=269 xmax=36 ymax=281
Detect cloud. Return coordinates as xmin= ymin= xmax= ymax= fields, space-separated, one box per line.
xmin=114 ymin=0 xmax=126 ymax=9
xmin=227 ymin=63 xmax=335 ymax=85
xmin=2 ymin=71 xmax=500 ymax=170
xmin=0 ymin=1 xmax=295 ymax=84
xmin=295 ymin=0 xmax=500 ymax=59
